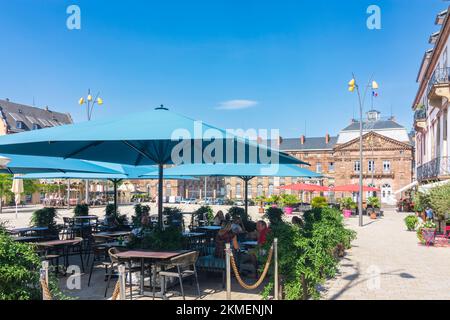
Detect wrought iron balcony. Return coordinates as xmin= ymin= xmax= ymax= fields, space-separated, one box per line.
xmin=427 ymin=68 xmax=450 ymax=109
xmin=417 ymin=156 xmax=450 ymax=181
xmin=413 ymin=107 xmax=427 ymax=132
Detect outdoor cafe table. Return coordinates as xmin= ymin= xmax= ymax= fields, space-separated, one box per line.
xmin=115 ymin=250 xmax=189 ymax=298
xmin=8 ymin=226 xmax=48 ymax=236
xmin=182 ymin=232 xmax=206 ymax=238
xmin=198 ymin=226 xmax=221 ymax=231
xmin=74 ymin=216 xmax=99 ymax=225
xmin=35 ymin=239 xmax=84 ymax=271
xmin=94 ymin=231 xmax=132 ymax=238
xmin=13 ymin=236 xmax=44 ymax=243
xmin=240 ymin=240 xmax=258 ymax=248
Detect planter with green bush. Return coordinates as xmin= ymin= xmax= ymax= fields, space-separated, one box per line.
xmin=261 ymin=207 xmax=356 ymax=300
xmin=30 ymin=207 xmax=59 ymax=239
xmin=339 ymin=197 xmax=356 ymax=218
xmin=404 ymin=215 xmax=418 ymax=231
xmin=0 ymin=228 xmax=69 ymax=300
xmin=280 ymin=194 xmax=299 ymax=214
xmin=311 ymin=196 xmax=328 ymax=209
xmin=73 ymin=204 xmax=89 ymax=217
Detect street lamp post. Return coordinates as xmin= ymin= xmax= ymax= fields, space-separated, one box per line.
xmin=348 ymin=75 xmax=378 ymax=227
xmin=78 ymin=89 xmax=103 ymax=204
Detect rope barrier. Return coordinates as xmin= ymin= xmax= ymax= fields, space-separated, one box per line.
xmin=111 ymin=280 xmax=121 ymax=300
xmin=40 ymin=279 xmax=53 ymax=301
xmin=229 ymin=245 xmax=274 ymax=290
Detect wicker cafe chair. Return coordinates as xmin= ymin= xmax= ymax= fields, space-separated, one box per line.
xmin=104 ymin=248 xmax=141 ymax=300
xmin=153 ymin=251 xmax=201 ymax=300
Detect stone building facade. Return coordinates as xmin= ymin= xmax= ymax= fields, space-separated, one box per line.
xmin=223 ymin=110 xmax=414 ymax=205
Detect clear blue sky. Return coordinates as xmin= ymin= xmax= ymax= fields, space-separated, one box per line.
xmin=0 ymin=0 xmax=444 ymax=138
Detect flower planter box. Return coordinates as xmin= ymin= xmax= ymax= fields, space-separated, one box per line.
xmin=422 ymin=228 xmax=436 ymax=246
xmin=343 ymin=209 xmax=352 ymax=218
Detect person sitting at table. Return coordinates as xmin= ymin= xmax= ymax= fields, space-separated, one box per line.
xmin=214 ymin=222 xmax=239 ymax=259
xmin=213 ymin=210 xmax=225 ymax=226
xmin=256 ymin=220 xmax=270 ymax=246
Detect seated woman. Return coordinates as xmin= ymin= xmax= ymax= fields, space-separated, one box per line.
xmin=256 ymin=220 xmax=270 ymax=246
xmin=214 ymin=222 xmax=240 ymax=259
xmin=213 ymin=210 xmax=225 ymax=226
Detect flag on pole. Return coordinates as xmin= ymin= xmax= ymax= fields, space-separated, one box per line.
xmin=372 ymin=91 xmax=378 ymax=98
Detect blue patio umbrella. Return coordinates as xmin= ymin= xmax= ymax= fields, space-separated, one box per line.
xmin=145 ymin=163 xmax=323 ymax=214
xmin=0 ymin=107 xmax=304 ymax=227
xmin=16 ymin=168 xmax=198 ymax=213
xmin=0 ymin=154 xmax=122 ymax=174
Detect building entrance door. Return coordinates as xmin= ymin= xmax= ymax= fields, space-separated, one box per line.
xmin=381 ymin=184 xmax=393 ymax=204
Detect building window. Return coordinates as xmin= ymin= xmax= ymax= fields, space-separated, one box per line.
xmin=329 ymin=162 xmax=335 ymax=172
xmin=16 ymin=121 xmax=24 ymax=129
xmin=257 ymin=184 xmax=263 ymax=197
xmin=247 ymin=184 xmax=252 ymax=198
xmin=268 ymin=184 xmax=274 ymax=196
xmin=316 ymin=163 xmax=322 ymax=173
xmin=383 ymin=161 xmax=391 ymax=173
xmin=32 ymin=123 xmax=41 ymax=130
xmin=354 ymin=161 xmax=361 ymax=173
xmin=236 ymin=183 xmax=241 ymax=198
xmin=166 ymin=183 xmax=172 ymax=197
xmin=368 ymin=160 xmax=375 ymax=173
xmin=226 ymin=184 xmax=232 ymax=198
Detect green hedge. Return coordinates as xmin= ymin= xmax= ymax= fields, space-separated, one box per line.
xmin=262 ymin=207 xmax=356 ymax=300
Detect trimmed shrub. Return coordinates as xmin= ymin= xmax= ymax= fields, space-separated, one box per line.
xmin=73 ymin=204 xmax=89 ymax=217
xmin=262 ymin=207 xmax=356 ymax=300
xmin=404 ymin=215 xmax=418 ymax=231
xmin=311 ymin=196 xmax=328 ymax=209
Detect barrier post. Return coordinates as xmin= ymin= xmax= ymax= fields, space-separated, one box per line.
xmin=274 ymin=238 xmax=279 ymax=300
xmin=118 ymin=264 xmax=126 ymax=300
xmin=225 ymin=243 xmax=231 ymax=300
xmin=40 ymin=261 xmax=50 ymax=300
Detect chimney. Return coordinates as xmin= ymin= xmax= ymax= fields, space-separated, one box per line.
xmin=45 ymin=106 xmax=49 ymax=112
xmin=325 ymin=133 xmax=330 ymax=144
xmin=5 ymin=98 xmax=9 ymax=102
xmin=300 ymin=135 xmax=305 ymax=145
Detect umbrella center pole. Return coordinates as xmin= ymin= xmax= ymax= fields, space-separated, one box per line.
xmin=158 ymin=164 xmax=164 ymax=230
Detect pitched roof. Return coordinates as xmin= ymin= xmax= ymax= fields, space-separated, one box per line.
xmin=278 ymin=136 xmax=338 ymax=151
xmin=0 ymin=99 xmax=72 ymax=133
xmin=341 ymin=119 xmax=404 ymax=132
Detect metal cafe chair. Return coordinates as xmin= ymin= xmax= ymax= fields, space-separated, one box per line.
xmin=153 ymin=251 xmax=201 ymax=300
xmin=87 ymin=235 xmax=113 ymax=286
xmin=104 ymin=248 xmax=141 ymax=299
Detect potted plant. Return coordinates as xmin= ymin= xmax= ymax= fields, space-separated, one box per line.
xmin=255 ymin=196 xmax=266 ymax=214
xmin=280 ymin=194 xmax=299 ymax=215
xmin=73 ymin=203 xmax=89 ymax=217
xmin=404 ymin=215 xmax=418 ymax=231
xmin=30 ymin=207 xmax=59 ymax=239
xmin=340 ymin=197 xmax=356 ymax=218
xmin=416 ymin=220 xmax=437 ymax=245
xmin=311 ymin=196 xmax=328 ymax=209
xmin=367 ymin=197 xmax=380 ymax=220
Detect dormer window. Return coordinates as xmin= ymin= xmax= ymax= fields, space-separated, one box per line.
xmin=367 ymin=110 xmax=380 ymax=122
xmin=32 ymin=123 xmax=41 ymax=130
xmin=16 ymin=121 xmax=24 ymax=129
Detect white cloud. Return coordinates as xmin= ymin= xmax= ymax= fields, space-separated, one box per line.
xmin=216 ymin=99 xmax=258 ymax=110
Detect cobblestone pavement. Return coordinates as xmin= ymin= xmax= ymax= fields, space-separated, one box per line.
xmin=321 ymin=209 xmax=450 ymax=300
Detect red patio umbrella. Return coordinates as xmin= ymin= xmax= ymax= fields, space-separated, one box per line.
xmin=279 ymin=183 xmax=330 ymax=192
xmin=331 ymin=184 xmax=380 ymax=192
